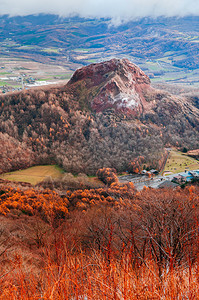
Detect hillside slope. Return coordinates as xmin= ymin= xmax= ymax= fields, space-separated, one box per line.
xmin=0 ymin=58 xmax=199 ymax=174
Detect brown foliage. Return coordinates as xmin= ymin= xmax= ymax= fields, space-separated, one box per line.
xmin=38 ymin=172 xmax=101 ymax=191
xmin=0 ymin=184 xmax=199 ymax=297
xmin=96 ymin=167 xmax=118 ymax=185
xmin=0 ymin=188 xmax=69 ymax=222
xmin=128 ymin=156 xmax=145 ymax=174
xmin=0 ymin=132 xmax=34 ymax=173
xmin=2 ymin=82 xmax=198 ymax=175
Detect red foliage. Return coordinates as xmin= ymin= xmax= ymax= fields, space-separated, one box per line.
xmin=128 ymin=156 xmax=144 ymax=174
xmin=0 ymin=188 xmax=69 ymax=222
xmin=0 ymin=184 xmax=199 ymax=298
xmin=96 ymin=167 xmax=118 ymax=185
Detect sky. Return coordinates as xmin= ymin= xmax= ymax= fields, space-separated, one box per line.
xmin=0 ymin=0 xmax=199 ymax=24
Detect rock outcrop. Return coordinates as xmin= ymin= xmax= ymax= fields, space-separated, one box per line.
xmin=67 ymin=58 xmax=155 ymax=115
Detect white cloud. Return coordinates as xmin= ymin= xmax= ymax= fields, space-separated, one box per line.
xmin=0 ymin=0 xmax=199 ymax=21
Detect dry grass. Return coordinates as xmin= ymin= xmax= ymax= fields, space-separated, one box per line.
xmin=0 ymin=183 xmax=199 ymax=298
xmin=1 ymin=243 xmax=199 ymax=300
xmin=0 ymin=165 xmax=64 ymax=185
xmin=163 ymin=150 xmax=199 ymax=174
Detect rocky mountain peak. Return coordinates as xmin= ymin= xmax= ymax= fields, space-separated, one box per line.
xmin=67 ymin=58 xmax=154 ymax=114
xmin=69 ymin=58 xmax=150 ymax=84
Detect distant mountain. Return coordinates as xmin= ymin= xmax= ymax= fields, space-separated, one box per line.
xmin=0 ymin=14 xmax=198 ymax=83
xmin=0 ymin=59 xmax=199 ymax=174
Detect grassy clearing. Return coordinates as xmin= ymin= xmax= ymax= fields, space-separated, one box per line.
xmin=146 ymin=61 xmax=162 ymax=71
xmin=163 ymin=150 xmax=199 ymax=174
xmin=172 ymin=54 xmax=187 ymax=61
xmin=74 ymin=48 xmax=90 ymax=52
xmin=0 ymin=165 xmax=64 ymax=185
xmin=0 ymin=72 xmax=9 ymax=75
xmin=157 ymin=56 xmax=172 ymax=63
xmin=41 ymin=48 xmax=60 ymax=54
xmin=0 ymin=81 xmax=7 ymax=86
xmin=163 ymin=51 xmax=175 ymax=56
xmin=87 ymin=59 xmax=97 ymax=63
xmin=18 ymin=45 xmax=35 ymax=50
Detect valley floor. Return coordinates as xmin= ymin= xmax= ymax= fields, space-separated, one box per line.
xmin=119 ymin=150 xmax=199 ymax=190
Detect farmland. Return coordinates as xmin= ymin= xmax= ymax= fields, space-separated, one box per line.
xmin=0 ymin=15 xmax=199 ymax=92
xmin=0 ymin=165 xmax=64 ymax=185
xmin=0 ymin=57 xmax=74 ymax=93
xmin=163 ymin=150 xmax=199 ymax=175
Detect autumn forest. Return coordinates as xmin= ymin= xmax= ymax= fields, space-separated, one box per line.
xmin=1 ymin=59 xmax=199 ymax=298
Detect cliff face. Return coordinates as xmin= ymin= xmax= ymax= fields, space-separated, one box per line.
xmin=67 ymin=58 xmax=154 ymax=115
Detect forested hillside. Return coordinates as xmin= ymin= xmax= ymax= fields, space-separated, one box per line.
xmin=0 ymin=59 xmax=199 ymax=175
xmin=0 ymin=179 xmax=199 ymax=298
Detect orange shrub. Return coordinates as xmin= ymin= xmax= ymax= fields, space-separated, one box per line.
xmin=96 ymin=167 xmax=118 ymax=185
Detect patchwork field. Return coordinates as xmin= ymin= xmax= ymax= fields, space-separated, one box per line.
xmin=163 ymin=150 xmax=199 ymax=175
xmin=0 ymin=165 xmax=64 ymax=185
xmin=0 ymin=15 xmax=199 ymax=92
xmin=0 ymin=57 xmax=75 ymax=93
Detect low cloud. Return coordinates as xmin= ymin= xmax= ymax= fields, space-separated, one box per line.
xmin=0 ymin=0 xmax=199 ymax=23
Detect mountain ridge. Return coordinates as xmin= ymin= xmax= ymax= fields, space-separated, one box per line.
xmin=0 ymin=14 xmax=199 ymax=86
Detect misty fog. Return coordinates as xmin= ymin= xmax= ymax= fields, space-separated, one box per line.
xmin=0 ymin=0 xmax=199 ymax=24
